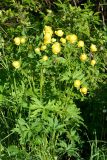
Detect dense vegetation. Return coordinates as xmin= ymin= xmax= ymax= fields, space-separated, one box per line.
xmin=0 ymin=0 xmax=107 ymax=159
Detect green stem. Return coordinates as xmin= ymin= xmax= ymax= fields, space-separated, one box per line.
xmin=40 ymin=65 xmax=44 ymax=102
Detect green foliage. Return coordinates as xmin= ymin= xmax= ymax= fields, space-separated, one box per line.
xmin=0 ymin=0 xmax=107 ymax=159
xmin=9 ymin=99 xmax=82 ymax=159
xmin=89 ymin=137 xmax=107 ymax=160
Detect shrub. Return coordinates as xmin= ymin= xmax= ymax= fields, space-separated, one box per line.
xmin=0 ymin=0 xmax=106 ymax=159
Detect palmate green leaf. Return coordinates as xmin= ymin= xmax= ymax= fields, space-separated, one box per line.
xmin=67 ymin=129 xmax=80 ymax=143
xmin=30 ymin=97 xmax=43 ymax=110
xmin=30 ymin=109 xmax=42 ymax=118
xmin=72 ymin=70 xmax=85 ymax=80
xmin=57 ymin=141 xmax=80 ymax=158
xmin=60 ymin=70 xmax=71 ymax=81
xmin=13 ymin=118 xmax=29 ymax=134
xmin=55 ymin=124 xmax=66 ymax=131
xmin=7 ymin=145 xmax=19 ymax=156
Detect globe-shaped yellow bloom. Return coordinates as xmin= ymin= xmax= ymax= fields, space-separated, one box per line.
xmin=52 ymin=42 xmax=61 ymax=54
xmin=40 ymin=45 xmax=47 ymax=51
xmin=91 ymin=59 xmax=96 ymax=66
xmin=12 ymin=61 xmax=21 ymax=69
xmin=66 ymin=34 xmax=77 ymax=43
xmin=55 ymin=30 xmax=64 ymax=37
xmin=51 ymin=38 xmax=56 ymax=43
xmin=90 ymin=44 xmax=97 ymax=52
xmin=74 ymin=80 xmax=81 ymax=88
xmin=44 ymin=38 xmax=51 ymax=44
xmin=44 ymin=26 xmax=53 ymax=36
xmin=20 ymin=37 xmax=26 ymax=44
xmin=80 ymin=54 xmax=87 ymax=61
xmin=14 ymin=37 xmax=20 ymax=45
xmin=44 ymin=33 xmax=52 ymax=40
xmin=42 ymin=55 xmax=48 ymax=61
xmin=80 ymin=87 xmax=87 ymax=94
xmin=35 ymin=48 xmax=40 ymax=53
xmin=78 ymin=40 xmax=84 ymax=48
xmin=60 ymin=38 xmax=66 ymax=44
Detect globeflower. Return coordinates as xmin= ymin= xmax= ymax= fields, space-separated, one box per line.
xmin=80 ymin=54 xmax=87 ymax=62
xmin=52 ymin=42 xmax=61 ymax=54
xmin=14 ymin=37 xmax=20 ymax=45
xmin=80 ymin=87 xmax=87 ymax=94
xmin=60 ymin=38 xmax=66 ymax=44
xmin=91 ymin=59 xmax=96 ymax=66
xmin=78 ymin=40 xmax=84 ymax=48
xmin=44 ymin=25 xmax=53 ymax=36
xmin=35 ymin=48 xmax=40 ymax=53
xmin=55 ymin=30 xmax=64 ymax=37
xmin=44 ymin=33 xmax=52 ymax=40
xmin=90 ymin=44 xmax=97 ymax=52
xmin=42 ymin=55 xmax=48 ymax=61
xmin=66 ymin=34 xmax=77 ymax=44
xmin=20 ymin=37 xmax=26 ymax=44
xmin=12 ymin=60 xmax=21 ymax=69
xmin=40 ymin=45 xmax=47 ymax=51
xmin=44 ymin=38 xmax=51 ymax=44
xmin=74 ymin=80 xmax=81 ymax=88
xmin=51 ymin=38 xmax=56 ymax=43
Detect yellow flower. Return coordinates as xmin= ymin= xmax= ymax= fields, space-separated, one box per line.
xmin=35 ymin=48 xmax=40 ymax=53
xmin=66 ymin=34 xmax=77 ymax=43
xmin=42 ymin=55 xmax=48 ymax=61
xmin=80 ymin=54 xmax=87 ymax=61
xmin=91 ymin=59 xmax=96 ymax=66
xmin=66 ymin=35 xmax=71 ymax=40
xmin=12 ymin=60 xmax=21 ymax=69
xmin=44 ymin=38 xmax=51 ymax=44
xmin=14 ymin=37 xmax=20 ymax=45
xmin=20 ymin=37 xmax=26 ymax=44
xmin=55 ymin=30 xmax=64 ymax=37
xmin=60 ymin=38 xmax=66 ymax=44
xmin=90 ymin=44 xmax=97 ymax=52
xmin=47 ymin=9 xmax=52 ymax=14
xmin=52 ymin=42 xmax=61 ymax=54
xmin=78 ymin=40 xmax=84 ymax=48
xmin=51 ymin=38 xmax=56 ymax=43
xmin=44 ymin=26 xmax=53 ymax=35
xmin=74 ymin=80 xmax=81 ymax=88
xmin=44 ymin=33 xmax=52 ymax=40
xmin=40 ymin=45 xmax=47 ymax=51
xmin=80 ymin=87 xmax=87 ymax=94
